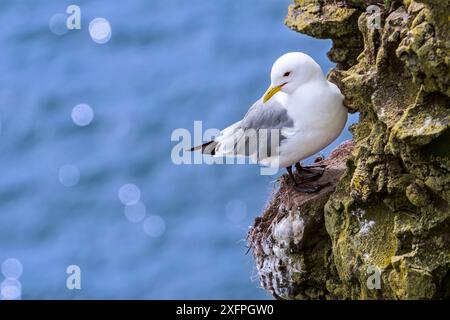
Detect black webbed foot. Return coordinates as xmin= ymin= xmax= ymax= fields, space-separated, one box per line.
xmin=295 ymin=162 xmax=325 ymax=181
xmin=287 ymin=165 xmax=330 ymax=193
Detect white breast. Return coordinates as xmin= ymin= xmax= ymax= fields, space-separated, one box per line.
xmin=275 ymin=80 xmax=347 ymax=168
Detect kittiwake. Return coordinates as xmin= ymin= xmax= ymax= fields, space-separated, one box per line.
xmin=190 ymin=52 xmax=348 ymax=193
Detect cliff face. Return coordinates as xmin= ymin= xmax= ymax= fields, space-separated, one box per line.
xmin=249 ymin=0 xmax=449 ymax=299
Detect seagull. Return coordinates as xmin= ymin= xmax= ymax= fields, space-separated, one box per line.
xmin=190 ymin=52 xmax=348 ymax=193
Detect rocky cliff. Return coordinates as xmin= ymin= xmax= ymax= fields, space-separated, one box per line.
xmin=248 ymin=0 xmax=449 ymax=299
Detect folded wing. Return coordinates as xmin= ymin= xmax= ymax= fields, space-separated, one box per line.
xmin=191 ymin=98 xmax=295 ymax=163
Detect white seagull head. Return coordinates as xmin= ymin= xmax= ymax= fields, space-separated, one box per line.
xmin=263 ymin=52 xmax=324 ymax=103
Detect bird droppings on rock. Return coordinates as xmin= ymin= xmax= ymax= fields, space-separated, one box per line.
xmin=359 ymin=220 xmax=376 ymax=235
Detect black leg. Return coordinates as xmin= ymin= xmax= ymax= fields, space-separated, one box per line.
xmin=286 ymin=166 xmax=298 ymax=185
xmin=295 ymin=162 xmax=302 ymax=173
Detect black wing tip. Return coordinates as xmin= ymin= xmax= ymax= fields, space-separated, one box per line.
xmin=186 ymin=141 xmax=216 ymax=155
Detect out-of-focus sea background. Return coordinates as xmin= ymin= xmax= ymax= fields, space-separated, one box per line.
xmin=0 ymin=0 xmax=356 ymax=299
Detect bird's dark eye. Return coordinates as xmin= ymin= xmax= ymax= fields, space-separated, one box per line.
xmin=283 ymin=71 xmax=291 ymax=77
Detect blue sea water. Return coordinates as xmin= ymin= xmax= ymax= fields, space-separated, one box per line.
xmin=0 ymin=0 xmax=356 ymax=299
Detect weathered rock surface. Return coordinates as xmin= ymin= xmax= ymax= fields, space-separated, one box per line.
xmin=248 ymin=141 xmax=354 ymax=299
xmin=249 ymin=0 xmax=449 ymax=299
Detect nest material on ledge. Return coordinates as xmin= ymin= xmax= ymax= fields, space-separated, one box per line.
xmin=248 ymin=140 xmax=354 ymax=300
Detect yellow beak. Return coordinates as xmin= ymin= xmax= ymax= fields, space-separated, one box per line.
xmin=262 ymin=85 xmax=282 ymax=103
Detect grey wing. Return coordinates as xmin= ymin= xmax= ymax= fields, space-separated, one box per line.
xmin=215 ymin=98 xmax=295 ymax=160
xmin=240 ymin=98 xmax=294 ymax=131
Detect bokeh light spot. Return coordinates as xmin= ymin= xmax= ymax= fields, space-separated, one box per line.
xmin=71 ymin=104 xmax=94 ymax=127
xmin=1 ymin=258 xmax=23 ymax=279
xmin=143 ymin=215 xmax=166 ymax=238
xmin=1 ymin=279 xmax=21 ymax=300
xmin=49 ymin=13 xmax=68 ymax=36
xmin=58 ymin=164 xmax=80 ymax=187
xmin=89 ymin=18 xmax=112 ymax=44
xmin=118 ymin=184 xmax=141 ymax=206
